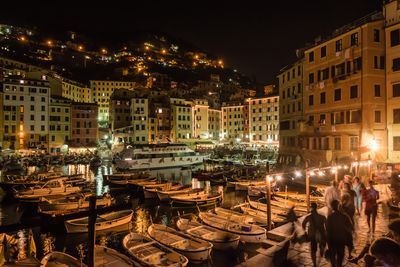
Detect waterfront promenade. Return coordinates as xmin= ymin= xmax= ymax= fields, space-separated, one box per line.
xmin=237 ymin=184 xmax=393 ymax=267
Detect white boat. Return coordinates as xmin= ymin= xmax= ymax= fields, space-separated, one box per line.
xmin=14 ymin=178 xmax=81 ymax=202
xmin=40 ymin=251 xmax=86 ymax=267
xmin=122 ymin=232 xmax=189 ymax=267
xmin=147 ymin=224 xmax=212 ymax=263
xmin=169 ymin=191 xmax=222 ymax=206
xmin=115 ymin=144 xmax=208 ymax=170
xmin=198 ymin=212 xmax=266 ymax=243
xmin=176 ymin=218 xmax=240 ymax=250
xmin=156 ymin=187 xmax=193 ymax=202
xmin=38 ymin=193 xmax=113 ymax=213
xmin=95 ymin=245 xmax=134 ymax=267
xmin=64 ymin=210 xmax=133 ymax=233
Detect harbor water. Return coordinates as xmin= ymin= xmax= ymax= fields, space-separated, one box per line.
xmin=0 ymin=164 xmax=259 ymax=266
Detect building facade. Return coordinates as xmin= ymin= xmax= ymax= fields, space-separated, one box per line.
xmin=277 ymin=59 xmax=304 ymax=165
xmin=109 ymin=89 xmax=136 ymax=131
xmin=385 ymin=0 xmax=400 ymax=162
xmin=49 ymin=96 xmax=71 ymax=154
xmin=208 ymin=109 xmax=222 ymax=141
xmin=131 ymin=98 xmax=149 ymax=144
xmin=2 ymin=76 xmax=50 ymax=151
xmin=192 ymin=99 xmax=209 ymax=139
xmin=90 ymin=80 xmax=136 ymax=122
xmin=221 ymin=103 xmax=245 ymax=142
xmin=301 ymin=13 xmax=387 ymax=166
xmin=170 ymin=98 xmax=192 ymax=141
xmin=247 ymin=96 xmax=279 ymax=145
xmin=62 ymin=79 xmax=92 ymax=103
xmin=71 ymin=102 xmax=98 ymax=147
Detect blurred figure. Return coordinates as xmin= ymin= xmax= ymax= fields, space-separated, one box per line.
xmin=326 ymin=200 xmax=352 ymax=267
xmin=369 ymin=238 xmax=400 ymax=267
xmin=352 ymin=177 xmax=363 ymax=215
xmin=324 ymin=180 xmax=340 ymax=215
xmin=363 ymin=180 xmax=379 ymax=233
xmin=341 ymin=183 xmax=356 ymax=225
xmin=349 ymin=218 xmax=400 ymax=265
xmin=302 ymin=202 xmax=327 ymax=267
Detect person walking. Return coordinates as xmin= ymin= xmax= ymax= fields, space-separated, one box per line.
xmin=302 ymin=202 xmax=327 ymax=267
xmin=341 ymin=182 xmax=356 ymax=224
xmin=326 ymin=199 xmax=352 ymax=267
xmin=352 ymin=177 xmax=363 ymax=215
xmin=362 ymin=180 xmax=379 ymax=234
xmin=340 ymin=182 xmax=355 ymax=259
xmin=324 ymin=180 xmax=340 ymax=215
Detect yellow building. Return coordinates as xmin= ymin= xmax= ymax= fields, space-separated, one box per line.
xmin=90 ymin=80 xmax=136 ymax=122
xmin=208 ymin=109 xmax=222 ymax=141
xmin=222 ymin=103 xmax=245 ymax=142
xmin=385 ymin=0 xmax=400 ymax=162
xmin=302 ymin=13 xmax=387 ymax=166
xmin=62 ymin=79 xmax=92 ymax=103
xmin=277 ymin=59 xmax=304 ymax=165
xmin=247 ymin=96 xmax=279 ymax=145
xmin=192 ymin=99 xmax=209 ymax=139
xmin=49 ymin=96 xmax=71 ymax=154
xmin=170 ymin=98 xmax=192 ymax=141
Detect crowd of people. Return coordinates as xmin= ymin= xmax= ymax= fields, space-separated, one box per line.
xmin=299 ymin=175 xmax=400 ymax=267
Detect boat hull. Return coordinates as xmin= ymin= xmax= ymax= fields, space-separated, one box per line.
xmin=64 ymin=210 xmax=132 ymax=233
xmin=116 ymin=155 xmax=207 ymax=171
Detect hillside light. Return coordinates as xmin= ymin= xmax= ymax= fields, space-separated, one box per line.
xmin=47 ymin=40 xmax=53 ymax=46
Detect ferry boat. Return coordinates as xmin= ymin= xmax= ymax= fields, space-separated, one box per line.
xmin=115 ymin=144 xmax=208 ymax=170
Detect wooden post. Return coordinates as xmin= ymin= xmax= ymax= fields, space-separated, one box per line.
xmin=306 ymin=161 xmax=310 ymax=214
xmin=87 ymin=196 xmax=97 ymax=267
xmin=265 ymin=162 xmax=272 ymax=230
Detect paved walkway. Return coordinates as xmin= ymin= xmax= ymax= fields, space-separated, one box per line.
xmin=237 ymin=184 xmax=394 ymax=267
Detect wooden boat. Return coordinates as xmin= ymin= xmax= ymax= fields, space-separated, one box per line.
xmin=143 ymin=184 xmax=187 ymax=199
xmin=64 ymin=210 xmax=133 ymax=233
xmin=213 ymin=207 xmax=254 ymax=224
xmin=198 ymin=212 xmax=266 ymax=243
xmin=247 ymin=198 xmax=306 ymax=217
xmin=240 ymin=205 xmax=287 ymax=224
xmin=109 ymin=177 xmax=155 ymax=187
xmin=176 ymin=218 xmax=240 ymax=250
xmin=122 ymin=232 xmax=189 ymax=266
xmin=169 ymin=191 xmax=222 ymax=206
xmin=147 ymin=224 xmax=212 ymax=262
xmin=233 ymin=181 xmax=267 ymax=191
xmin=95 ymin=245 xmax=134 ymax=267
xmin=40 ymin=251 xmax=86 ymax=267
xmin=14 ymin=178 xmax=81 ymax=202
xmin=38 ymin=193 xmax=113 ymax=213
xmin=156 ymin=187 xmax=193 ymax=202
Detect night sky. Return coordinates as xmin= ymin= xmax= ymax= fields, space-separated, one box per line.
xmin=0 ymin=0 xmax=382 ymax=83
